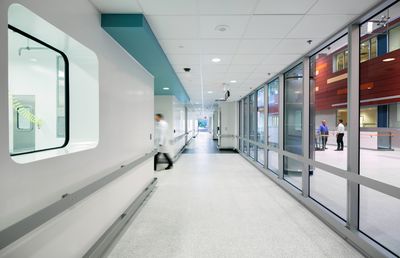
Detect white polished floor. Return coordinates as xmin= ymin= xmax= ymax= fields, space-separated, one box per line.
xmin=108 ymin=133 xmax=362 ymax=258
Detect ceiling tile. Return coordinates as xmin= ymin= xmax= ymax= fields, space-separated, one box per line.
xmin=231 ymin=54 xmax=266 ymax=65
xmin=253 ymin=64 xmax=286 ymax=74
xmin=200 ymin=16 xmax=250 ymax=39
xmin=236 ymin=39 xmax=281 ymax=54
xmin=228 ymin=65 xmax=257 ymax=73
xmin=167 ymin=54 xmax=200 ymax=65
xmin=139 ymin=0 xmax=197 ymax=15
xmin=308 ymin=0 xmax=380 ymax=15
xmin=254 ymin=0 xmax=317 ymax=14
xmin=201 ymin=39 xmax=240 ymax=54
xmin=287 ymin=15 xmax=355 ymax=38
xmin=198 ymin=0 xmax=259 ymax=15
xmin=244 ymin=15 xmax=303 ymax=38
xmin=202 ymin=64 xmax=230 ymax=73
xmin=146 ymin=16 xmax=198 ymax=39
xmin=159 ymin=40 xmax=201 ymax=54
xmin=90 ymin=0 xmax=142 ymax=13
xmin=262 ymin=54 xmax=301 ymax=65
xmin=224 ymin=72 xmax=250 ymax=80
xmin=272 ymin=38 xmax=321 ymax=54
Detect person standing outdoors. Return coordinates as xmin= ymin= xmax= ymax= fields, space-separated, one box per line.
xmin=154 ymin=114 xmax=173 ymax=170
xmin=319 ymin=120 xmax=329 ymax=150
xmin=336 ymin=119 xmax=345 ymax=151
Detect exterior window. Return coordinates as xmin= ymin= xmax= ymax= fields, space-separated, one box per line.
xmin=370 ymin=37 xmax=377 ymax=59
xmin=389 ymin=25 xmax=400 ymax=52
xmin=333 ymin=50 xmax=348 ymax=72
xmin=8 ymin=25 xmax=69 ymax=156
xmin=360 ymin=40 xmax=370 ymax=63
xmin=360 ymin=37 xmax=378 ymax=63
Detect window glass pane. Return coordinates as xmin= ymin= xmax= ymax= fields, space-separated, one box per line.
xmin=360 ymin=4 xmax=400 ymax=187
xmin=283 ymin=156 xmax=302 ymax=190
xmin=243 ymin=140 xmax=248 ymax=154
xmin=9 ymin=27 xmax=68 ymax=155
xmin=267 ymin=78 xmax=279 ymax=147
xmin=310 ymin=35 xmax=348 ymax=170
xmin=370 ymin=37 xmax=377 ymax=59
xmin=389 ymin=25 xmax=400 ymax=52
xmin=257 ymin=147 xmax=264 ymax=165
xmin=360 ymin=186 xmax=400 ymax=256
xmin=360 ymin=5 xmax=400 ymax=256
xmin=249 ymin=93 xmax=256 ymax=141
xmin=257 ymin=87 xmax=265 ymax=143
xmin=284 ymin=64 xmax=303 ymax=156
xmin=389 ymin=103 xmax=400 ymax=128
xmin=249 ymin=143 xmax=256 ymax=159
xmin=360 ymin=40 xmax=370 ymax=63
xmin=309 ymin=168 xmax=347 ymax=220
xmin=267 ymin=150 xmax=279 ymax=175
xmin=244 ymin=97 xmax=249 ymax=139
xmin=239 ymin=100 xmax=242 ymax=138
xmin=17 ymin=107 xmax=33 ymax=130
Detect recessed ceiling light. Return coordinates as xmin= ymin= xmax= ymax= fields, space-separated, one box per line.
xmin=230 ymin=80 xmax=237 ymax=83
xmin=211 ymin=57 xmax=221 ymax=63
xmin=215 ymin=25 xmax=230 ymax=32
xmin=163 ymin=87 xmax=170 ymax=90
xmin=30 ymin=58 xmax=37 ymax=62
xmin=383 ymin=58 xmax=395 ymax=62
xmin=207 ymin=91 xmax=213 ymax=94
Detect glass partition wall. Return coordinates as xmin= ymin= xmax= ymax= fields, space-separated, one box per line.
xmin=284 ymin=64 xmax=304 ymax=190
xmin=237 ymin=1 xmax=400 ymax=256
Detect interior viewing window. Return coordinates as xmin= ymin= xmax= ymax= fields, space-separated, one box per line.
xmin=8 ymin=25 xmax=69 ymax=155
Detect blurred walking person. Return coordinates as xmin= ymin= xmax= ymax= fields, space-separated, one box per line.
xmin=154 ymin=114 xmax=173 ymax=170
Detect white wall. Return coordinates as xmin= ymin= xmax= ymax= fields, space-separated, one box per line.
xmin=0 ymin=0 xmax=154 ymax=257
xmin=219 ymin=101 xmax=238 ymax=149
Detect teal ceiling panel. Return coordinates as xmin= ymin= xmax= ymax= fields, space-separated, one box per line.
xmin=101 ymin=14 xmax=190 ymax=103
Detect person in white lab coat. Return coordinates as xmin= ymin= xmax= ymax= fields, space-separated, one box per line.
xmin=154 ymin=114 xmax=173 ymax=170
xmin=335 ymin=119 xmax=345 ymax=151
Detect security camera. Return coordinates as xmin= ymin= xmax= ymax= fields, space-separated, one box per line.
xmin=183 ymin=67 xmax=191 ymax=72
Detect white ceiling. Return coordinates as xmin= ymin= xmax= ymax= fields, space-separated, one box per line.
xmin=90 ymin=0 xmax=382 ymax=105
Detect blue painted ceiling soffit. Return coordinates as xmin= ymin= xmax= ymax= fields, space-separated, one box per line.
xmin=101 ymin=14 xmax=190 ymax=103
